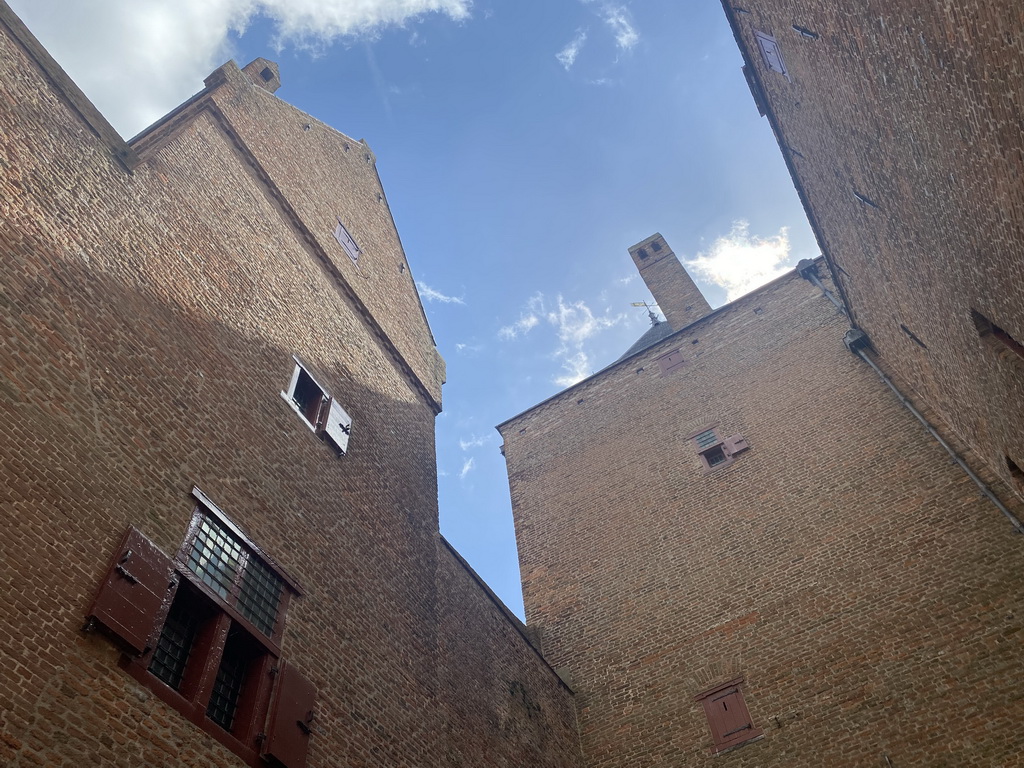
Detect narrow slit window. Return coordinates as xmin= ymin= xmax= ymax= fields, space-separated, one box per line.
xmin=972 ymin=309 xmax=1024 ymax=362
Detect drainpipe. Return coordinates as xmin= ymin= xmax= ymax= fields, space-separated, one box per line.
xmin=796 ymin=259 xmax=846 ymax=314
xmin=842 ymin=328 xmax=1024 ymax=535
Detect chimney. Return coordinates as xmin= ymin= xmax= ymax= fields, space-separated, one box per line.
xmin=628 ymin=233 xmax=711 ymax=331
xmin=242 ymin=58 xmax=281 ymax=94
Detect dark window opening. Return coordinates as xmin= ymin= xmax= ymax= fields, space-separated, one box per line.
xmin=149 ymin=587 xmax=207 ymax=690
xmin=1008 ymin=456 xmax=1024 ymax=493
xmin=900 ymin=324 xmax=928 ymax=349
xmin=651 ymin=241 xmax=663 ymax=252
xmin=853 ymin=190 xmax=880 ymax=208
xmin=260 ymin=67 xmax=274 ymax=82
xmin=704 ymin=445 xmax=729 ymax=467
xmin=292 ymin=369 xmax=327 ymax=426
xmin=206 ymin=623 xmax=264 ymax=732
xmin=973 ymin=309 xmax=1024 ymax=362
xmin=792 ymin=25 xmax=819 ymax=39
xmin=637 ymin=247 xmax=649 ymax=260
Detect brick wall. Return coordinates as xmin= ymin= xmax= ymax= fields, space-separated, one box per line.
xmin=722 ymin=0 xmax=1024 ymax=501
xmin=0 ymin=5 xmax=580 ymax=766
xmin=501 ymin=264 xmax=1024 ymax=765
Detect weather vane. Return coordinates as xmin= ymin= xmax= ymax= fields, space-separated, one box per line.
xmin=631 ymin=301 xmax=660 ymax=326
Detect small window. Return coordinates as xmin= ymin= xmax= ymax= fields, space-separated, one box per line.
xmin=690 ymin=427 xmax=750 ymax=471
xmin=754 ymin=30 xmax=788 ymax=77
xmin=636 ymin=247 xmax=649 ymax=260
xmin=695 ymin=678 xmax=763 ymax=753
xmin=282 ymin=360 xmax=353 ymax=454
xmin=85 ymin=493 xmax=317 ymax=767
xmin=333 ymin=219 xmax=361 ymax=265
xmin=972 ymin=309 xmax=1024 ymax=363
xmin=651 ymin=241 xmax=663 ymax=253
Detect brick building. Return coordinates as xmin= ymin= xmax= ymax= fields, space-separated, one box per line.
xmin=4 ymin=0 xmax=1024 ymax=766
xmin=0 ymin=4 xmax=583 ymax=766
xmin=499 ymin=0 xmax=1024 ymax=764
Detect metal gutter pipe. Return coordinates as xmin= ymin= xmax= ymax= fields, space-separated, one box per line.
xmin=843 ymin=329 xmax=1024 ymax=535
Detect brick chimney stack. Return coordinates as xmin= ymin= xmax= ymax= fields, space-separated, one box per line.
xmin=628 ymin=233 xmax=711 ymax=331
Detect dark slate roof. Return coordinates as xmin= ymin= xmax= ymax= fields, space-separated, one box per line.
xmin=615 ymin=320 xmax=676 ymax=362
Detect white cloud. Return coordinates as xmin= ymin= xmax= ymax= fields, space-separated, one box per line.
xmin=684 ymin=221 xmax=792 ymax=302
xmin=417 ymin=282 xmax=465 ymax=304
xmin=501 ymin=292 xmax=625 ymax=388
xmin=458 ymin=457 xmax=475 ymax=479
xmin=458 ymin=433 xmax=492 ymax=451
xmin=546 ymin=295 xmax=624 ymax=386
xmin=8 ymin=0 xmax=472 ymax=136
xmin=556 ymin=28 xmax=587 ymax=70
xmin=579 ymin=1 xmax=639 ymax=52
xmin=600 ymin=5 xmax=638 ymax=50
xmin=499 ymin=295 xmax=545 ymax=339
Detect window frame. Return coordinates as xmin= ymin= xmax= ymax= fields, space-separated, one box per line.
xmin=689 ymin=425 xmax=733 ymax=471
xmin=281 ymin=357 xmax=353 ymax=454
xmin=120 ymin=489 xmax=303 ymax=766
xmin=695 ymin=677 xmax=763 ymax=754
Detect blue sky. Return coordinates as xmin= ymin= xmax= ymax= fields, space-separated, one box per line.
xmin=12 ymin=0 xmax=816 ymax=618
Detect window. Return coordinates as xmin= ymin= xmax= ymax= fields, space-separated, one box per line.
xmin=651 ymin=241 xmax=663 ymax=253
xmin=689 ymin=426 xmax=750 ymax=471
xmin=972 ymin=309 xmax=1024 ymax=364
xmin=636 ymin=247 xmax=649 ymax=260
xmin=333 ymin=218 xmax=361 ymax=265
xmin=85 ymin=490 xmax=316 ymax=768
xmin=282 ymin=359 xmax=353 ymax=454
xmin=695 ymin=678 xmax=763 ymax=753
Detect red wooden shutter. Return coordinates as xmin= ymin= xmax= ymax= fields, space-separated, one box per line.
xmin=698 ymin=680 xmax=762 ymax=753
xmin=657 ymin=349 xmax=686 ymax=376
xmin=86 ymin=527 xmax=175 ymax=654
xmin=263 ymin=660 xmax=317 ymax=768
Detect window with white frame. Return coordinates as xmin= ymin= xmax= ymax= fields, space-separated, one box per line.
xmin=282 ymin=359 xmax=353 ymax=454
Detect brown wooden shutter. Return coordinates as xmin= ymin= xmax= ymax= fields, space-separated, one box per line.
xmin=722 ymin=434 xmax=750 ymax=456
xmin=657 ymin=349 xmax=686 ymax=376
xmin=263 ymin=660 xmax=317 ymax=768
xmin=698 ymin=680 xmax=762 ymax=753
xmin=86 ymin=527 xmax=175 ymax=654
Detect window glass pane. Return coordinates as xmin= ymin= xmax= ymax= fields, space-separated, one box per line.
xmin=149 ymin=591 xmax=201 ymax=690
xmin=206 ymin=626 xmax=249 ymax=731
xmin=694 ymin=429 xmax=719 ymax=449
xmin=187 ymin=516 xmax=243 ymax=599
xmin=238 ymin=556 xmax=284 ymax=637
xmin=705 ymin=446 xmax=729 ymax=467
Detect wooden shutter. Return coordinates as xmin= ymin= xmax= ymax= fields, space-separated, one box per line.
xmin=698 ymin=679 xmax=762 ymax=753
xmin=722 ymin=434 xmax=750 ymax=456
xmin=322 ymin=398 xmax=352 ymax=454
xmin=657 ymin=349 xmax=686 ymax=376
xmin=263 ymin=660 xmax=317 ymax=768
xmin=86 ymin=527 xmax=175 ymax=655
